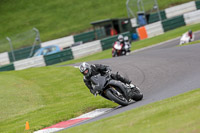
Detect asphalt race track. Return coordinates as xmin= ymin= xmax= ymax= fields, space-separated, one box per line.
xmin=60 ymin=32 xmax=200 ymax=131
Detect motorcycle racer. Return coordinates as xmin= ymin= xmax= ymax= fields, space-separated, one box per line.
xmin=79 ymin=62 xmax=137 ymax=99
xmin=124 ymin=36 xmax=131 ymax=53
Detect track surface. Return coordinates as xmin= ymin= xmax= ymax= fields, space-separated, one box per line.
xmin=60 ymin=32 xmax=200 ymax=131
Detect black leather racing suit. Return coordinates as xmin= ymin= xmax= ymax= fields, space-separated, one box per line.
xmin=83 ymin=64 xmax=131 ymax=95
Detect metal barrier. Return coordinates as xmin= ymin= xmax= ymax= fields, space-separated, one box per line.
xmin=0 ymin=63 xmax=15 ymax=72
xmin=184 ymin=10 xmax=200 ymax=25
xmin=14 ymin=56 xmax=46 ymax=70
xmin=0 ymin=52 xmax=10 ymax=66
xmin=72 ymin=40 xmax=102 ymax=59
xmin=74 ymin=31 xmax=95 ymax=43
xmin=145 ymin=21 xmax=164 ymax=38
xmin=44 ymin=49 xmax=74 ymax=66
xmin=165 ymin=1 xmax=197 ymax=19
xmin=41 ymin=35 xmax=74 ymax=49
xmin=162 ymin=15 xmax=186 ymax=32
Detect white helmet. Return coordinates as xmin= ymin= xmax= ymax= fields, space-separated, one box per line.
xmin=79 ymin=62 xmax=91 ymax=77
xmin=124 ymin=36 xmax=129 ymax=42
xmin=118 ymin=35 xmax=124 ymax=43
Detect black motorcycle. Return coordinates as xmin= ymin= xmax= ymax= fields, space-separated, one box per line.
xmin=90 ymin=73 xmax=143 ymax=106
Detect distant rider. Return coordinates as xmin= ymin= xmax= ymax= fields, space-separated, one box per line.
xmin=124 ymin=36 xmax=131 ymax=53
xmin=188 ymin=30 xmax=193 ymax=42
xmin=79 ymin=62 xmax=137 ymax=99
xmin=116 ymin=34 xmax=125 ymax=49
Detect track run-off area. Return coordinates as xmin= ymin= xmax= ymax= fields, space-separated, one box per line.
xmin=57 ymin=31 xmax=200 ymax=131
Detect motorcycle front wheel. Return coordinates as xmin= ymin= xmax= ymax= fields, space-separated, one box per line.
xmin=112 ymin=50 xmax=117 ymax=57
xmin=105 ymin=88 xmax=129 ymax=106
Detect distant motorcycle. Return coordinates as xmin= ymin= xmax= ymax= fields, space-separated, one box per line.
xmin=179 ymin=32 xmax=195 ymax=45
xmin=90 ymin=72 xmax=143 ymax=106
xmin=112 ymin=42 xmax=127 ymax=57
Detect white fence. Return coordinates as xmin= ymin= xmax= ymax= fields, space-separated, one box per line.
xmin=14 ymin=56 xmax=46 ymax=70
xmin=41 ymin=35 xmax=74 ymax=49
xmin=0 ymin=52 xmax=10 ymax=66
xmin=165 ymin=1 xmax=196 ymax=18
xmin=72 ymin=40 xmax=102 ymax=59
xmin=145 ymin=21 xmax=164 ymax=38
xmin=184 ymin=10 xmax=200 ymax=25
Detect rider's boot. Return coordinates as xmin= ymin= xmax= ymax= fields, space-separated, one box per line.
xmin=126 ymin=84 xmax=138 ymax=100
xmin=126 ymin=88 xmax=136 ymax=100
xmin=116 ymin=72 xmax=132 ymax=85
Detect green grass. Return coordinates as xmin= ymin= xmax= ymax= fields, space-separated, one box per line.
xmin=179 ymin=40 xmax=200 ymax=46
xmin=60 ymin=88 xmax=200 ymax=133
xmin=0 ymin=0 xmax=194 ymax=52
xmin=0 ymin=66 xmax=117 ymax=133
xmin=57 ymin=23 xmax=200 ymax=66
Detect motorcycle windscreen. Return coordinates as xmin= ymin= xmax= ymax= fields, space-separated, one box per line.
xmin=90 ymin=75 xmax=107 ymax=91
xmin=114 ymin=43 xmax=122 ymax=50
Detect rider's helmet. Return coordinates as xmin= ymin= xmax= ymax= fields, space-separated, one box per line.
xmin=79 ymin=62 xmax=91 ymax=78
xmin=188 ymin=30 xmax=192 ymax=35
xmin=118 ymin=35 xmax=124 ymax=43
xmin=124 ymin=36 xmax=129 ymax=42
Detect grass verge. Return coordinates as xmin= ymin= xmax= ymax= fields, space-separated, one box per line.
xmin=57 ymin=23 xmax=200 ymax=66
xmin=0 ymin=66 xmax=117 ymax=133
xmin=179 ymin=40 xmax=200 ymax=46
xmin=60 ymin=88 xmax=200 ymax=133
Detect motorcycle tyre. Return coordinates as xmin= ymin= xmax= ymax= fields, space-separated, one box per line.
xmin=106 ymin=89 xmax=129 ymax=106
xmin=112 ymin=50 xmax=116 ymax=57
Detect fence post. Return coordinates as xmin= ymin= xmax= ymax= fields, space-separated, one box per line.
xmin=6 ymin=37 xmax=15 ymax=61
xmin=29 ymin=28 xmax=41 ymax=57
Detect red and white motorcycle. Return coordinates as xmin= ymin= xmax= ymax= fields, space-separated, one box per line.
xmin=112 ymin=42 xmax=126 ymax=57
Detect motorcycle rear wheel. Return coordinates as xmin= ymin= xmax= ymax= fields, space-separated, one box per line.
xmin=105 ymin=88 xmax=129 ymax=106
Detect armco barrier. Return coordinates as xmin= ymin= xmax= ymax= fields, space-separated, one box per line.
xmin=148 ymin=10 xmax=167 ymax=24
xmin=44 ymin=48 xmax=74 ymax=66
xmin=100 ymin=32 xmax=131 ymax=50
xmin=184 ymin=10 xmax=200 ymax=25
xmin=101 ymin=36 xmax=118 ymax=50
xmin=196 ymin=0 xmax=200 ymax=9
xmin=162 ymin=15 xmax=186 ymax=32
xmin=165 ymin=1 xmax=196 ymax=19
xmin=0 ymin=63 xmax=15 ymax=72
xmin=0 ymin=52 xmax=10 ymax=66
xmin=145 ymin=21 xmax=164 ymax=38
xmin=41 ymin=35 xmax=74 ymax=49
xmin=14 ymin=56 xmax=46 ymax=70
xmin=74 ymin=31 xmax=95 ymax=43
xmin=72 ymin=40 xmax=102 ymax=59
xmin=9 ymin=45 xmax=41 ymax=62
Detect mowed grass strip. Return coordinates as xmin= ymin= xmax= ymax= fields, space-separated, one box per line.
xmin=0 ymin=66 xmax=117 ymax=133
xmin=60 ymin=88 xmax=200 ymax=133
xmin=178 ymin=40 xmax=200 ymax=46
xmin=57 ymin=23 xmax=200 ymax=66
